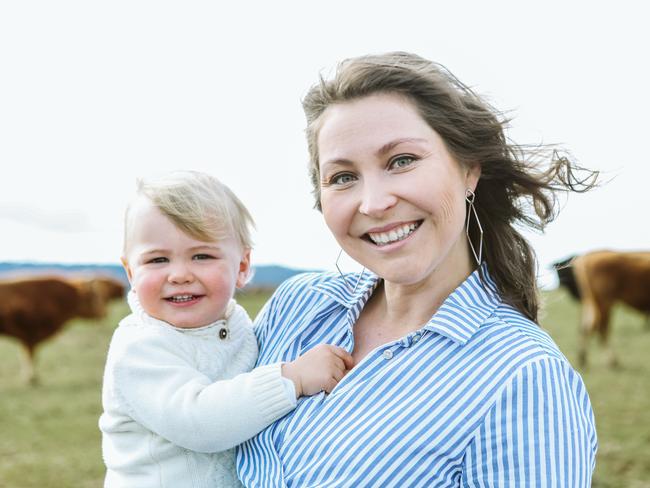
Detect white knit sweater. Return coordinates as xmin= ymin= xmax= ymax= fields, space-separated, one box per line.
xmin=99 ymin=292 xmax=295 ymax=487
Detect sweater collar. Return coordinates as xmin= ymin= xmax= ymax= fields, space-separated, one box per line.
xmin=310 ymin=264 xmax=501 ymax=345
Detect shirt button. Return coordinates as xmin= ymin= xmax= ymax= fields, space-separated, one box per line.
xmin=382 ymin=349 xmax=394 ymax=360
xmin=412 ymin=334 xmax=421 ymax=343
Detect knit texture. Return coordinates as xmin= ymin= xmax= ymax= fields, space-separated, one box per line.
xmin=99 ymin=292 xmax=295 ymax=487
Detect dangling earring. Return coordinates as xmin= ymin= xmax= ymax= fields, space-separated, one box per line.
xmin=465 ymin=189 xmax=484 ymax=266
xmin=335 ymin=249 xmax=365 ymax=294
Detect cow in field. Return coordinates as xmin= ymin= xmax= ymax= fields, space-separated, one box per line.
xmin=68 ymin=276 xmax=126 ymax=312
xmin=553 ymin=251 xmax=650 ymax=367
xmin=0 ymin=276 xmax=125 ymax=384
xmin=552 ymin=255 xmax=581 ymax=300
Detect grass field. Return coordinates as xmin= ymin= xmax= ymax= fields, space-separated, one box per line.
xmin=1 ymin=288 xmax=649 ymax=487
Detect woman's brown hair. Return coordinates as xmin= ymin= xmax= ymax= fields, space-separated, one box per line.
xmin=302 ymin=51 xmax=597 ymax=322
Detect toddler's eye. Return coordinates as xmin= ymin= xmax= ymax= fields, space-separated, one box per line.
xmin=147 ymin=257 xmax=168 ymax=264
xmin=390 ymin=155 xmax=415 ymax=169
xmin=193 ymin=254 xmax=215 ymax=261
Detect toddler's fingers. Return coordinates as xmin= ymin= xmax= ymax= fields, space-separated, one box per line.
xmin=329 ymin=346 xmax=355 ymax=369
xmin=333 ymin=358 xmax=348 ymax=377
xmin=332 ymin=367 xmax=346 ymax=382
xmin=323 ymin=377 xmax=338 ymax=393
xmin=324 ymin=355 xmax=346 ymax=376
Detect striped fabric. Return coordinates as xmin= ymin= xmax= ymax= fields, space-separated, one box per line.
xmin=237 ymin=267 xmax=597 ymax=487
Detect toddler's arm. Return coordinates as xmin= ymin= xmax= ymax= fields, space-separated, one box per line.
xmin=281 ymin=344 xmax=354 ymax=396
xmin=106 ymin=330 xmax=295 ymax=454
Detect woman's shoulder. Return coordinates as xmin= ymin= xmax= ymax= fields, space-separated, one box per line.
xmin=482 ymin=303 xmax=569 ymax=363
xmin=255 ymin=271 xmax=362 ymax=340
xmin=470 ymin=305 xmax=589 ymax=412
xmin=265 ymin=270 xmax=378 ymax=316
xmin=278 ymin=270 xmax=344 ymax=290
xmin=268 ymin=271 xmax=350 ymax=303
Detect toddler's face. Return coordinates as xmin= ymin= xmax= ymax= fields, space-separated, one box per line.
xmin=122 ymin=199 xmax=250 ymax=328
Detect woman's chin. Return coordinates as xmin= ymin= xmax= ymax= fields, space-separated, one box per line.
xmin=365 ymin=260 xmax=434 ymax=286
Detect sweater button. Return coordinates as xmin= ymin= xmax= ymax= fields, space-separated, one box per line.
xmin=219 ymin=328 xmax=228 ymax=340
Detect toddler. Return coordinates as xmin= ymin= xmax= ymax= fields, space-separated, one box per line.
xmin=99 ymin=171 xmax=352 ymax=487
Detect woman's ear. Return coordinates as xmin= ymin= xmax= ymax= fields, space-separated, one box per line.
xmin=235 ymin=249 xmax=252 ymax=289
xmin=465 ymin=163 xmax=481 ymax=192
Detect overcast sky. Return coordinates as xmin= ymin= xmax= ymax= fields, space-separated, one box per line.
xmin=1 ymin=1 xmax=648 ymax=288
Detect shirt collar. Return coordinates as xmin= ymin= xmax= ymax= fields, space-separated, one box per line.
xmin=310 ymin=264 xmax=501 ymax=345
xmin=423 ymin=264 xmax=501 ymax=345
xmin=310 ymin=271 xmax=379 ymax=309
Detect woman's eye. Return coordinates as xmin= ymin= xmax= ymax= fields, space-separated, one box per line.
xmin=330 ymin=173 xmax=356 ymax=185
xmin=390 ymin=155 xmax=415 ymax=169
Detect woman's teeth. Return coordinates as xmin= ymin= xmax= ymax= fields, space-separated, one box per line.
xmin=367 ymin=222 xmax=420 ymax=246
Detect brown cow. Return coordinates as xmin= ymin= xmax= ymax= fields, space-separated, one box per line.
xmin=569 ymin=250 xmax=650 ymax=367
xmin=68 ymin=276 xmax=126 ymax=315
xmin=0 ymin=276 xmax=125 ymax=384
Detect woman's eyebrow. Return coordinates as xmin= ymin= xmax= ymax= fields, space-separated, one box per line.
xmin=321 ymin=138 xmax=428 ymax=170
xmin=376 ymin=138 xmax=428 ymax=157
xmin=320 ymin=158 xmax=353 ymax=173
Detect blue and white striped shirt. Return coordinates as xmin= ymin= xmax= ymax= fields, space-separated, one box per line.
xmin=237 ymin=268 xmax=597 ymax=487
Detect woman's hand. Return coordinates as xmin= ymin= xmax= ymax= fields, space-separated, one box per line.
xmin=282 ymin=344 xmax=354 ymax=397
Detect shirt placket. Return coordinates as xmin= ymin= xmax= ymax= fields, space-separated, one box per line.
xmin=324 ymin=328 xmax=427 ymax=399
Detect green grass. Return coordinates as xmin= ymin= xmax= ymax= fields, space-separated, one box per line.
xmin=540 ymin=290 xmax=650 ymax=488
xmin=1 ymin=289 xmax=649 ymax=487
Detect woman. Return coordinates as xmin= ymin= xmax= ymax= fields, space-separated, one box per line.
xmin=238 ymin=52 xmax=598 ymax=487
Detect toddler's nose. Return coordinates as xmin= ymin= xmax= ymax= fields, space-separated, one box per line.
xmin=168 ymin=264 xmax=194 ymax=284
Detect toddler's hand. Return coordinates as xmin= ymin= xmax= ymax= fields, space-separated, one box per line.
xmin=282 ymin=344 xmax=354 ymax=397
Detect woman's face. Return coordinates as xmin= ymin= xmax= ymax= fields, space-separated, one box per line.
xmin=317 ymin=93 xmax=480 ymax=288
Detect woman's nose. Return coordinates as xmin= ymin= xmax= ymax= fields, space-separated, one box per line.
xmin=358 ymin=180 xmax=398 ymax=217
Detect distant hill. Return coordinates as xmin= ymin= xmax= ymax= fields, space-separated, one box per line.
xmin=0 ymin=262 xmax=318 ymax=289
xmin=247 ymin=264 xmax=319 ymax=289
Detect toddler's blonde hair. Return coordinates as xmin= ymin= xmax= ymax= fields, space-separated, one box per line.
xmin=123 ymin=170 xmax=254 ymax=255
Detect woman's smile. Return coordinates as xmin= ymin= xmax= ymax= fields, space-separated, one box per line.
xmin=363 ymin=220 xmax=422 ymax=246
